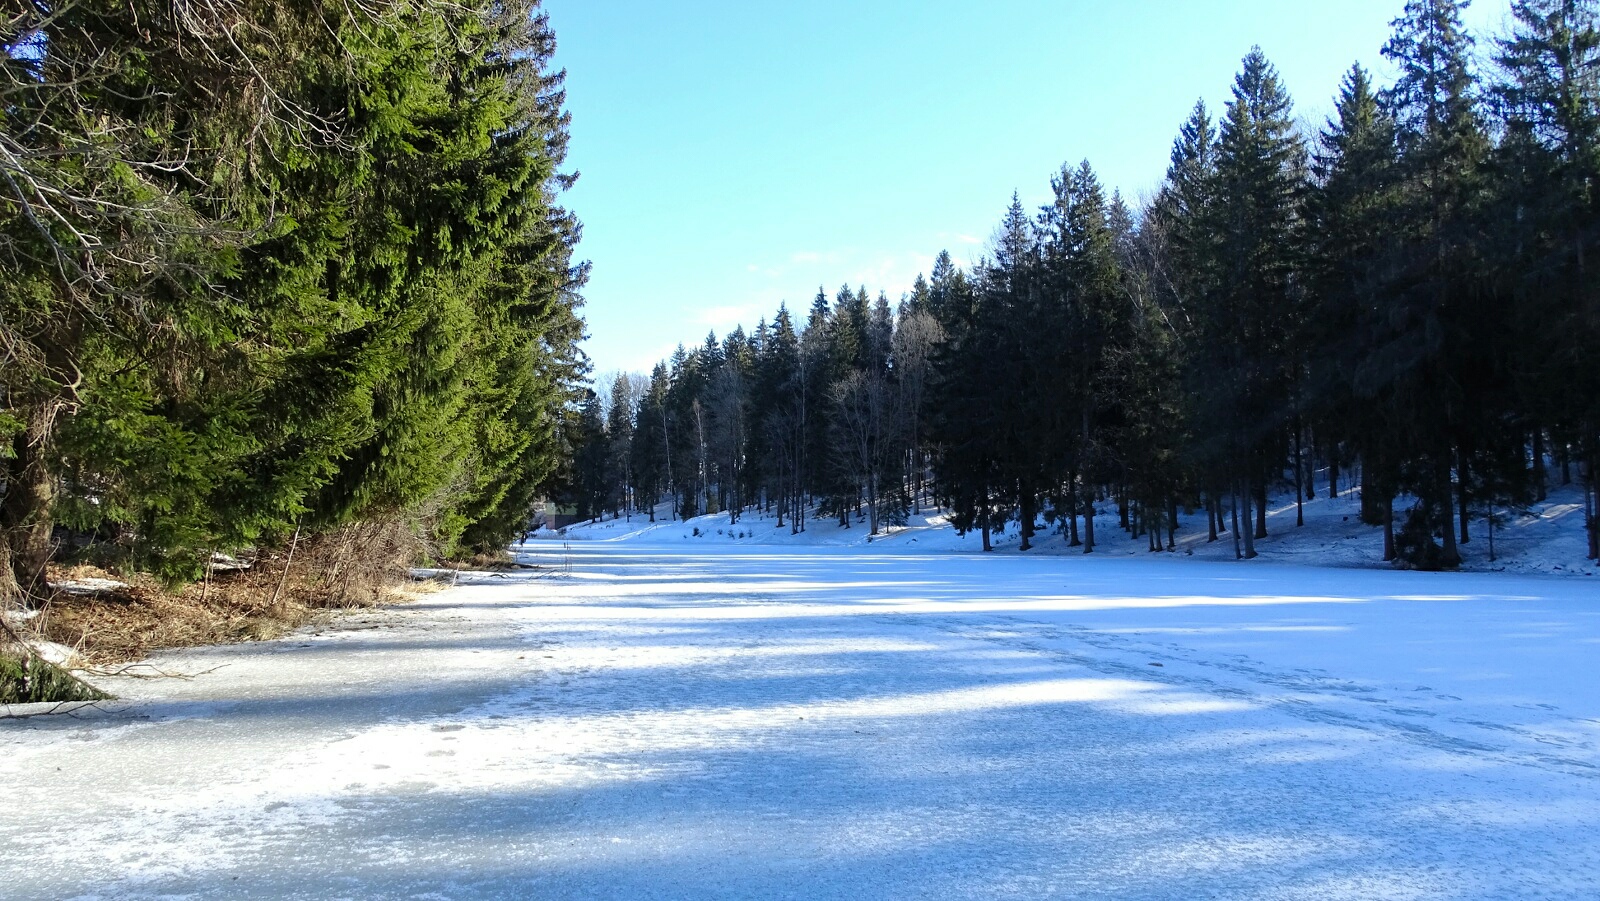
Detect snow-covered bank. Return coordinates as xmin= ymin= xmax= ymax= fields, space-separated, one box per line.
xmin=550 ymin=480 xmax=1599 ymax=579
xmin=3 ymin=540 xmax=1598 ymax=898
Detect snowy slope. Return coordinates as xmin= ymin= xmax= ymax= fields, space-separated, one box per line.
xmin=552 ymin=481 xmax=1599 ymax=579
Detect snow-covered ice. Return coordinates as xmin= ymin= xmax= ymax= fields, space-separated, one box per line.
xmin=4 ymin=533 xmax=1600 ymax=899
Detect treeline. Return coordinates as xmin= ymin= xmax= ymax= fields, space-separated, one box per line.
xmin=1 ymin=0 xmax=587 ymax=604
xmin=572 ymin=0 xmax=1598 ymax=570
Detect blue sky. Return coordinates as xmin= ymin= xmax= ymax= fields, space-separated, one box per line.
xmin=544 ymin=0 xmax=1511 ymax=377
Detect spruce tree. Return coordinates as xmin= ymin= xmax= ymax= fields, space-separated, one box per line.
xmin=928 ymin=258 xmax=1004 ymax=551
xmin=1191 ymin=48 xmax=1306 ymax=558
xmin=1305 ymin=64 xmax=1405 ymax=557
xmin=1494 ymin=0 xmax=1600 ymax=559
xmin=1372 ymin=0 xmax=1491 ymax=567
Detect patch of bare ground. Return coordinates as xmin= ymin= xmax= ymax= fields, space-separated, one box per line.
xmin=31 ymin=521 xmax=431 ymax=666
xmin=424 ymin=549 xmax=536 ymax=572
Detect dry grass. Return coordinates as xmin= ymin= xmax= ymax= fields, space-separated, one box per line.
xmin=33 ymin=519 xmax=427 ymax=666
xmin=425 ymin=549 xmax=533 ymax=572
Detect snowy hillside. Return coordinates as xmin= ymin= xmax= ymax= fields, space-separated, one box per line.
xmin=547 ymin=482 xmax=1599 ymax=580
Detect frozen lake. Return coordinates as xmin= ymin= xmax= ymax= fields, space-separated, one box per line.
xmin=5 ymin=541 xmax=1600 ymax=899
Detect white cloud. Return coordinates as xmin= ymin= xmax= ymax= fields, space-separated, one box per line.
xmin=697 ymin=303 xmax=764 ymax=330
xmin=847 ymin=252 xmax=938 ymax=297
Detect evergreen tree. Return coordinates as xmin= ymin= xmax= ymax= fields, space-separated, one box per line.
xmin=1193 ymin=48 xmax=1306 ymax=558
xmin=1305 ymin=64 xmax=1405 ymax=556
xmin=630 ymin=364 xmax=673 ymax=521
xmin=1371 ymin=0 xmax=1492 ymax=567
xmin=1493 ymin=0 xmax=1600 ymax=559
xmin=570 ymin=391 xmax=610 ymax=521
xmin=928 ymin=258 xmax=1005 ymax=551
xmin=2 ymin=0 xmax=587 ymax=598
xmin=1039 ymin=162 xmax=1126 ymax=551
xmin=606 ymin=373 xmax=638 ymax=517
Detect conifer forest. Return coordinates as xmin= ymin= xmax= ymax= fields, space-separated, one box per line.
xmin=1 ymin=0 xmax=588 ymax=604
xmin=568 ymin=0 xmax=1600 ymax=572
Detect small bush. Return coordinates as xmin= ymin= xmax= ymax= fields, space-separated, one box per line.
xmin=1394 ymin=505 xmax=1454 ymax=571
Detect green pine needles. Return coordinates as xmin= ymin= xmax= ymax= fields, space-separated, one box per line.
xmin=1 ymin=0 xmax=587 ymax=604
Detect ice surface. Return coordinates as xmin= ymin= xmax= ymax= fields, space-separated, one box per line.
xmin=3 ymin=531 xmax=1599 ymax=898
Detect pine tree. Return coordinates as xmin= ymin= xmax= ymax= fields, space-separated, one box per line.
xmin=1371 ymin=0 xmax=1492 ymax=568
xmin=630 ymin=364 xmax=673 ymax=521
xmin=1192 ymin=48 xmax=1306 ymax=558
xmin=2 ymin=0 xmax=588 ymax=597
xmin=570 ymin=391 xmax=610 ymax=521
xmin=1493 ymin=0 xmax=1600 ymax=559
xmin=1040 ymin=162 xmax=1125 ymax=552
xmin=606 ymin=374 xmax=638 ymax=517
xmin=1305 ymin=64 xmax=1405 ymax=557
xmin=983 ymin=196 xmax=1041 ymax=548
xmin=928 ymin=257 xmax=1004 ymax=551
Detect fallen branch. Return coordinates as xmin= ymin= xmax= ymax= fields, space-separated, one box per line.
xmin=0 ymin=700 xmax=105 ymax=720
xmin=79 ymin=662 xmax=229 ymax=680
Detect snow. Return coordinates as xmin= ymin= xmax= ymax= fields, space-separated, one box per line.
xmin=553 ymin=479 xmax=1599 ymax=579
xmin=50 ymin=577 xmax=132 ymax=596
xmin=4 ymin=520 xmax=1600 ymax=897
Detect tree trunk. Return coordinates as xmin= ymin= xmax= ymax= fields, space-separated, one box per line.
xmin=1241 ymin=495 xmax=1257 ymax=559
xmin=1083 ymin=487 xmax=1095 ymax=554
xmin=867 ymin=472 xmax=880 ymax=536
xmin=1067 ymin=475 xmax=1080 ymax=546
xmin=1360 ymin=463 xmax=1386 ymax=526
xmin=1439 ymin=456 xmax=1462 ymax=567
xmin=1167 ymin=497 xmax=1177 ymax=550
xmin=1328 ymin=451 xmax=1339 ymax=499
xmin=0 ymin=534 xmax=20 ymax=606
xmin=1587 ymin=443 xmax=1598 ymax=561
xmin=1294 ymin=425 xmax=1305 ymax=527
xmin=981 ymin=517 xmax=992 ymax=553
xmin=1457 ymin=448 xmax=1470 ymax=546
xmin=1230 ymin=484 xmax=1244 ymax=560
xmin=1 ymin=405 xmax=59 ymax=606
xmin=1018 ymin=489 xmax=1034 ymax=551
xmin=1207 ymin=494 xmax=1219 ymax=542
xmin=1383 ymin=495 xmax=1395 ymax=562
xmin=1532 ymin=429 xmax=1548 ymax=503
xmin=1067 ymin=489 xmax=1080 ymax=546
xmin=1253 ymin=481 xmax=1268 ymax=540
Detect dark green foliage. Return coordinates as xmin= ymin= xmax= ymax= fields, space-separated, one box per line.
xmin=1 ymin=0 xmax=587 ymax=601
xmin=0 ymin=651 xmax=109 ymax=704
xmin=1492 ymin=0 xmax=1600 ymax=559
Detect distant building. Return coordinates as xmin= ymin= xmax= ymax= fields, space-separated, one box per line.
xmin=533 ymin=501 xmax=582 ymax=531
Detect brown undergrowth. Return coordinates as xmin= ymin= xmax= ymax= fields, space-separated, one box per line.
xmin=32 ymin=520 xmax=440 ymax=666
xmin=425 ymin=549 xmax=535 ymax=572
